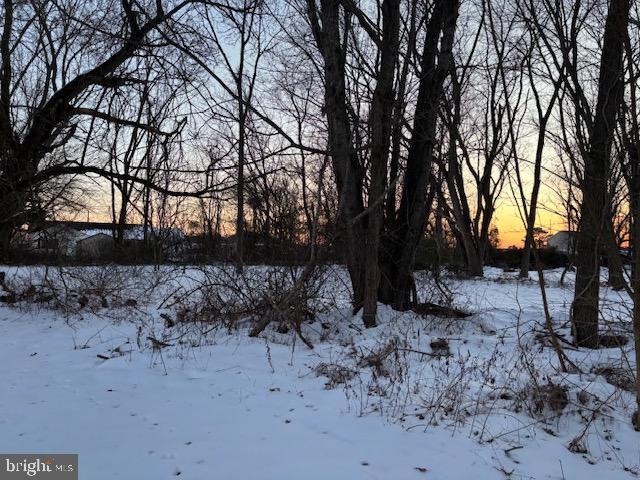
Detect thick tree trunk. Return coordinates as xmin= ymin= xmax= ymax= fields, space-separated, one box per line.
xmin=573 ymin=201 xmax=602 ymax=347
xmin=307 ymin=0 xmax=367 ymax=310
xmin=384 ymin=1 xmax=415 ymax=225
xmin=377 ymin=254 xmax=414 ymax=309
xmin=381 ymin=0 xmax=459 ymax=311
xmin=633 ymin=183 xmax=640 ymax=429
xmin=362 ymin=0 xmax=400 ymax=327
xmin=308 ymin=0 xmax=458 ymax=317
xmin=572 ymin=0 xmax=629 ymax=348
xmin=466 ymin=248 xmax=484 ymax=277
xmin=0 ymin=166 xmax=29 ymax=259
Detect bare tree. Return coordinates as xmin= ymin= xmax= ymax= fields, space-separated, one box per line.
xmin=619 ymin=11 xmax=640 ymax=428
xmin=571 ymin=0 xmax=629 ymax=347
xmin=514 ymin=0 xmax=562 ymax=279
xmin=527 ymin=0 xmax=630 ymax=347
xmin=213 ymin=0 xmax=267 ymax=271
xmin=442 ymin=0 xmax=523 ymax=277
xmin=0 ymin=0 xmax=216 ymax=258
xmin=303 ymin=0 xmax=460 ymax=325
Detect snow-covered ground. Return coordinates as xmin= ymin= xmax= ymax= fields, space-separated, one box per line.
xmin=0 ymin=265 xmax=638 ymax=479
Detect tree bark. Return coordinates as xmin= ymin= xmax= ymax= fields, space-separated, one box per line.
xmin=572 ymin=0 xmax=629 ymax=348
xmin=362 ymin=0 xmax=400 ymax=327
xmin=379 ymin=0 xmax=459 ymax=310
xmin=519 ymin=122 xmax=548 ymax=278
xmin=307 ymin=0 xmax=367 ymax=309
xmin=605 ymin=213 xmax=626 ymax=290
xmin=632 ymin=167 xmax=640 ymax=429
xmin=622 ymin=31 xmax=640 ymax=428
xmin=308 ymin=0 xmax=458 ymax=316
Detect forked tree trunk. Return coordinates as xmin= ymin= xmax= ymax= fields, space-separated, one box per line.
xmin=378 ymin=0 xmax=459 ymax=311
xmin=307 ymin=0 xmax=458 ymax=318
xmin=445 ymin=82 xmax=483 ymax=278
xmin=572 ymin=0 xmax=629 ymax=348
xmin=519 ymin=166 xmax=544 ymax=279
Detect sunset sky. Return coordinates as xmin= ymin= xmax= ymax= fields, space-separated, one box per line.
xmin=493 ymin=203 xmax=567 ymax=248
xmin=78 ymin=175 xmax=571 ymax=249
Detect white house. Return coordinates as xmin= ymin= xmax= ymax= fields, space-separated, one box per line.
xmin=546 ymin=230 xmax=576 ymax=254
xmin=26 ymin=221 xmax=185 ymax=258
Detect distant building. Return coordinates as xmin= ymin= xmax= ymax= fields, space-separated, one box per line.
xmin=546 ymin=230 xmax=576 ymax=254
xmin=76 ymin=233 xmax=115 ymax=258
xmin=26 ymin=221 xmax=185 ymax=259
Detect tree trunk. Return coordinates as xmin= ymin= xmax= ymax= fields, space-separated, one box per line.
xmin=0 ymin=221 xmax=13 ymax=259
xmin=572 ymin=0 xmax=629 ymax=348
xmin=307 ymin=0 xmax=458 ymax=317
xmin=519 ymin=135 xmax=545 ymax=278
xmin=466 ymin=248 xmax=484 ymax=277
xmin=307 ymin=0 xmax=367 ymax=311
xmin=605 ymin=214 xmax=626 ymax=290
xmin=632 ymin=177 xmax=640 ymax=429
xmin=0 ymin=166 xmax=29 ymax=259
xmin=381 ymin=0 xmax=459 ymax=310
xmin=623 ymin=28 xmax=640 ymax=429
xmin=362 ymin=0 xmax=400 ymax=327
xmin=520 ymin=236 xmax=533 ymax=278
xmin=235 ymin=51 xmax=246 ymax=273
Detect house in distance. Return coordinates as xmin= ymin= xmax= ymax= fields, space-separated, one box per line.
xmin=546 ymin=230 xmax=576 ymax=255
xmin=26 ymin=221 xmax=184 ymax=260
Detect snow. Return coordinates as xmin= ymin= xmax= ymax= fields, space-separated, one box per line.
xmin=0 ymin=265 xmax=638 ymax=479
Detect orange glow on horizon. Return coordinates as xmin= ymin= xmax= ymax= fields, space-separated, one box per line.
xmin=493 ymin=203 xmax=568 ymax=248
